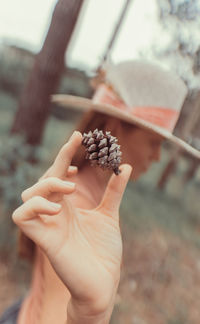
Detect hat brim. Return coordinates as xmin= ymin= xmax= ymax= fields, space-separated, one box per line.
xmin=51 ymin=94 xmax=200 ymax=159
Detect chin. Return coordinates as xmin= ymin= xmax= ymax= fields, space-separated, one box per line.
xmin=133 ymin=168 xmax=148 ymax=180
xmin=130 ymin=171 xmax=140 ymax=181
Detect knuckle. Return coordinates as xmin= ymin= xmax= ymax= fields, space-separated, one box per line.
xmin=45 ymin=176 xmax=59 ymax=183
xmin=21 ymin=188 xmax=31 ymax=202
xmin=44 ymin=177 xmax=61 ymax=188
xmin=21 ymin=190 xmax=26 ymax=201
xmin=89 ymin=296 xmax=111 ymax=315
xmin=31 ymin=195 xmax=44 ymax=204
xmin=12 ymin=208 xmax=20 ymax=223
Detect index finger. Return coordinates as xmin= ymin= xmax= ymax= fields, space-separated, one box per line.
xmin=97 ymin=164 xmax=132 ymax=219
xmin=50 ymin=131 xmax=82 ymax=179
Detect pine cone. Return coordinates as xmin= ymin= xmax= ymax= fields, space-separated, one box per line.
xmin=82 ymin=129 xmax=122 ymax=175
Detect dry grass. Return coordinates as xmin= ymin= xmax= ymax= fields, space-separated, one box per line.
xmin=111 ymin=227 xmax=200 ymax=324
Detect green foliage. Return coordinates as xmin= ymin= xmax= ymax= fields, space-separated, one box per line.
xmin=0 ymin=91 xmax=17 ymax=111
xmin=160 ymin=0 xmax=200 ymax=21
xmin=0 ymin=49 xmax=32 ymax=97
xmin=0 ymin=132 xmax=49 ymax=248
xmin=59 ymin=68 xmax=92 ymax=98
xmin=156 ymin=0 xmax=200 ymax=88
xmin=0 ymin=133 xmax=49 ymax=211
xmin=0 ymin=45 xmax=92 ymax=102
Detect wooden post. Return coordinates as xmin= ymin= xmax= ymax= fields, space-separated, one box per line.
xmin=183 ymin=158 xmax=199 ymax=183
xmin=157 ymin=90 xmax=200 ymax=189
xmin=100 ymin=0 xmax=133 ymax=66
xmin=157 ymin=149 xmax=180 ymax=190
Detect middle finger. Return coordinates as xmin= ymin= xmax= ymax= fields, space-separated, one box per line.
xmin=21 ymin=177 xmax=76 ymax=202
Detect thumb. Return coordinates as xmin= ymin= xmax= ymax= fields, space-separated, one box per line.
xmin=97 ymin=164 xmax=132 ymax=218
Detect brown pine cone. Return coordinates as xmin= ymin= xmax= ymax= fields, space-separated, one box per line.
xmin=82 ymin=129 xmax=122 ymax=175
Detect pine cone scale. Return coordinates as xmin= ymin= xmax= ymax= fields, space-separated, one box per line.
xmin=82 ymin=129 xmax=122 ymax=175
xmin=88 ymin=144 xmax=97 ymax=152
xmin=99 ymin=138 xmax=107 ymax=149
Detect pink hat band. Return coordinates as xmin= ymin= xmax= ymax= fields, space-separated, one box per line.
xmin=51 ymin=60 xmax=200 ymax=158
xmin=93 ymin=84 xmax=179 ymax=132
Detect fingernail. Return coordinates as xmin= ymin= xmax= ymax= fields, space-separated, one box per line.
xmin=74 ymin=130 xmax=82 ymax=137
xmin=50 ymin=202 xmax=61 ymax=210
xmin=64 ymin=181 xmax=75 ymax=188
xmin=69 ymin=166 xmax=78 ymax=171
xmin=69 ymin=131 xmax=81 ymax=142
xmin=69 ymin=131 xmax=76 ymax=142
xmin=120 ymin=164 xmax=132 ymax=171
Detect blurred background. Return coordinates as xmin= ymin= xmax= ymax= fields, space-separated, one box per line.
xmin=0 ymin=0 xmax=200 ymax=323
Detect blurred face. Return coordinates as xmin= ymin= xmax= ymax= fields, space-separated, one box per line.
xmin=119 ymin=127 xmax=163 ymax=180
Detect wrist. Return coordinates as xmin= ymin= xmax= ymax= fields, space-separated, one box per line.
xmin=67 ymin=298 xmax=114 ymax=324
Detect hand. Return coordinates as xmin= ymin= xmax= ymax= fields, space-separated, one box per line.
xmin=12 ymin=131 xmax=132 ymax=319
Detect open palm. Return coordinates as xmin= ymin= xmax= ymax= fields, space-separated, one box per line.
xmin=12 ymin=131 xmax=132 ymax=310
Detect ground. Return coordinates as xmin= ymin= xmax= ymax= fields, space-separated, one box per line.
xmin=112 ymin=228 xmax=200 ymax=324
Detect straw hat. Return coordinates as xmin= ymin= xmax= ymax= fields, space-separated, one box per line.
xmin=52 ymin=60 xmax=200 ymax=159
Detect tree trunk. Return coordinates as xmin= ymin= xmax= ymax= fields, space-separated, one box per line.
xmin=157 ymin=90 xmax=200 ymax=189
xmin=10 ymin=0 xmax=84 ymax=146
xmin=183 ymin=159 xmax=199 ymax=183
xmin=157 ymin=153 xmax=178 ymax=190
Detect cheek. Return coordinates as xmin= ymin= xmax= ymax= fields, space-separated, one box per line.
xmin=121 ymin=142 xmax=148 ymax=169
xmin=130 ymin=150 xmax=147 ymax=167
xmin=124 ymin=155 xmax=145 ymax=179
xmin=130 ymin=170 xmax=140 ymax=181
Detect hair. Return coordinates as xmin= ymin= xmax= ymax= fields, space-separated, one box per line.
xmin=71 ymin=109 xmax=137 ymax=170
xmin=18 ymin=230 xmax=36 ymax=263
